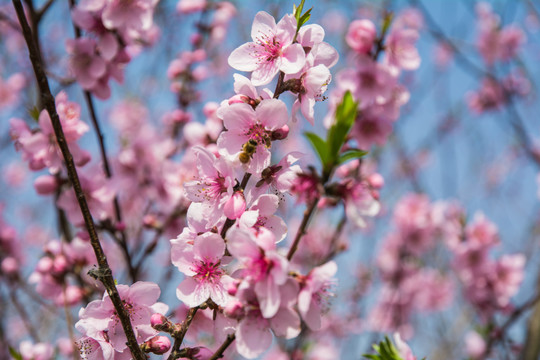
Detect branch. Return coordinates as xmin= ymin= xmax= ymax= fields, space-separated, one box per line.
xmin=287 ymin=196 xmax=319 ymax=261
xmin=167 ymin=307 xmax=199 ymax=360
xmin=208 ymin=334 xmax=235 ymax=360
xmin=11 ymin=1 xmax=145 ymax=358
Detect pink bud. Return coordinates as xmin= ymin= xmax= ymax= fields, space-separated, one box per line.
xmin=227 ymin=279 xmax=240 ymax=296
xmin=36 ymin=256 xmax=53 ymax=273
xmin=60 ymin=285 xmax=83 ymax=305
xmin=368 ymin=173 xmax=385 ymax=189
xmin=34 ymin=175 xmax=58 ymax=195
xmin=145 ymin=336 xmax=171 ymax=355
xmin=151 ymin=313 xmax=168 ymax=327
xmin=346 ymin=19 xmax=377 ymax=54
xmin=223 ymin=300 xmax=244 ymax=319
xmin=53 ymin=255 xmax=69 ymax=275
xmin=1 ymin=257 xmax=19 ymax=275
xmin=271 ymin=124 xmax=289 ymax=140
xmin=223 ymin=191 xmax=245 ymax=220
xmin=228 ymin=94 xmax=250 ymax=105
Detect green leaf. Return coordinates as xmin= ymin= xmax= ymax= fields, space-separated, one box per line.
xmin=294 ymin=0 xmax=306 ymax=21
xmin=338 ymin=149 xmax=368 ymax=165
xmin=298 ymin=8 xmax=312 ymax=27
xmin=327 ymin=91 xmax=358 ymax=163
xmin=9 ymin=347 xmax=23 ymax=360
xmin=362 ymin=336 xmax=405 ymax=360
xmin=28 ymin=105 xmax=40 ymax=121
xmin=304 ymin=131 xmax=328 ymax=165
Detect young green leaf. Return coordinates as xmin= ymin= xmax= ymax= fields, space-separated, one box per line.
xmin=9 ymin=347 xmax=23 ymax=360
xmin=304 ymin=131 xmax=328 ymax=165
xmin=327 ymin=91 xmax=358 ymax=163
xmin=294 ymin=0 xmax=306 ymax=21
xmin=338 ymin=149 xmax=369 ymax=165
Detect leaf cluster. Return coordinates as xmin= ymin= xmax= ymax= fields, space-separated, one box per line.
xmin=304 ymin=91 xmax=367 ymax=180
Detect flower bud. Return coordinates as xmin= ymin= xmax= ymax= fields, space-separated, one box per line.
xmin=52 ymin=255 xmax=69 ymax=275
xmin=346 ymin=19 xmax=376 ymax=54
xmin=144 ymin=336 xmax=171 ymax=355
xmin=228 ymin=94 xmax=250 ymax=105
xmin=223 ymin=191 xmax=245 ymax=220
xmin=34 ymin=175 xmax=58 ymax=195
xmin=36 ymin=256 xmax=53 ymax=273
xmin=1 ymin=257 xmax=19 ymax=275
xmin=151 ymin=313 xmax=169 ymax=328
xmin=223 ymin=300 xmax=244 ymax=319
xmin=367 ymin=173 xmax=384 ymax=189
xmin=271 ymin=124 xmax=289 ymax=140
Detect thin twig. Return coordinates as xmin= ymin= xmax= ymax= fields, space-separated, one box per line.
xmin=208 ymin=334 xmax=235 ymax=360
xmin=11 ymin=1 xmax=145 ymax=358
xmin=9 ymin=289 xmax=40 ymax=342
xmin=287 ymin=196 xmax=320 ymax=261
xmin=167 ymin=307 xmax=199 ymax=360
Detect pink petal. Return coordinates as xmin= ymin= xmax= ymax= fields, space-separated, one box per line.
xmin=176 ymin=277 xmax=209 ymax=307
xmin=280 ymin=43 xmax=306 ymax=74
xmin=270 ymin=306 xmax=301 ymax=338
xmin=228 ymin=43 xmax=258 ymax=72
xmin=236 ymin=316 xmax=272 ymax=359
xmin=256 ymin=98 xmax=288 ymax=131
xmin=251 ymin=60 xmax=280 ymax=86
xmin=251 ymin=11 xmax=276 ymax=41
xmin=255 ymin=278 xmax=280 ymax=318
xmin=194 ymin=232 xmax=225 ymax=261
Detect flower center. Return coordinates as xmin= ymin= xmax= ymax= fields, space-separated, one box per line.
xmin=253 ymin=32 xmax=282 ymax=63
xmin=193 ymin=260 xmax=224 ymax=284
xmin=199 ymin=176 xmax=227 ymax=200
xmin=245 ymin=123 xmax=271 ymax=147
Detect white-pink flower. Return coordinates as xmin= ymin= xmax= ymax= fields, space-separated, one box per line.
xmin=217 ymin=99 xmax=288 ymax=174
xmin=75 ymin=282 xmax=168 ymax=353
xmin=227 ymin=227 xmax=289 ymax=318
xmin=297 ymin=261 xmax=337 ymax=330
xmin=228 ymin=11 xmax=305 ymax=86
xmin=171 ymin=232 xmax=232 ymax=307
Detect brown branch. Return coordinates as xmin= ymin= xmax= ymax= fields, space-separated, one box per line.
xmin=11 ymin=1 xmax=145 ymax=358
xmin=167 ymin=307 xmax=199 ymax=360
xmin=208 ymin=334 xmax=235 ymax=360
xmin=9 ymin=288 xmax=40 ymax=343
xmin=286 ymin=196 xmax=320 ymax=261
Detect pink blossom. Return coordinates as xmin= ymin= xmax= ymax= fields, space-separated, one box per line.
xmin=238 ymin=194 xmax=287 ymax=242
xmin=467 ymin=78 xmax=505 ymax=114
xmin=337 ymin=58 xmax=397 ymax=107
xmin=184 ymin=146 xmax=236 ymax=227
xmin=346 ymin=19 xmax=376 ymax=54
xmin=248 ymin=151 xmax=303 ymax=200
xmin=351 ymin=106 xmax=394 ymax=150
xmin=177 ymin=0 xmax=206 ymax=14
xmin=228 ymin=11 xmax=305 ymax=86
xmin=227 ymin=227 xmax=289 ymax=318
xmin=384 ymin=28 xmax=421 ymax=72
xmin=218 ymin=99 xmax=288 ymax=173
xmin=465 ymin=331 xmax=486 ymax=359
xmin=10 ymin=92 xmax=91 ymax=173
xmin=0 ymin=73 xmax=25 ymax=109
xmin=342 ymin=180 xmax=380 ymax=228
xmin=297 ymin=261 xmax=337 ymax=330
xmin=57 ymin=169 xmax=115 ymax=226
xmin=171 ymin=232 xmax=232 ymax=307
xmin=233 ymin=279 xmax=300 ymax=359
xmin=76 ymin=282 xmax=168 ymax=352
xmin=19 ymin=340 xmax=54 ymax=360
xmin=101 ymin=0 xmax=159 ymax=33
